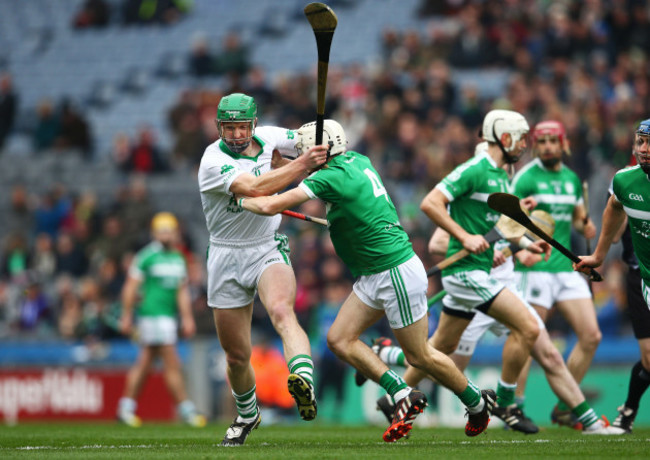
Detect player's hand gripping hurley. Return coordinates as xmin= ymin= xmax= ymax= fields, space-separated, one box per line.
xmin=487 ymin=192 xmax=603 ymax=281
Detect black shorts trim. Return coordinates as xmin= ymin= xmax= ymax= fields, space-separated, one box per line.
xmin=476 ymin=287 xmax=504 ymax=315
xmin=442 ymin=306 xmax=475 ymax=320
xmin=627 ymin=268 xmax=650 ymax=339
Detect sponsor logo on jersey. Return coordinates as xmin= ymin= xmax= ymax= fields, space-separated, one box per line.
xmin=488 ymin=179 xmax=497 ymax=186
xmin=565 ymin=182 xmax=574 ymax=194
xmin=265 ymin=258 xmax=280 ymax=265
xmin=221 ymin=165 xmax=234 ymax=175
xmin=630 ymin=193 xmax=644 ymax=202
xmin=539 ymin=183 xmax=548 ymax=189
xmin=286 ymin=130 xmax=295 ymax=139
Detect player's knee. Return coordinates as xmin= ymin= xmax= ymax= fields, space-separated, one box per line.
xmin=579 ymin=328 xmax=602 ymax=351
xmin=326 ymin=332 xmax=347 ymax=358
xmin=537 ymin=343 xmax=563 ymax=372
xmin=520 ymin=319 xmax=540 ymax=348
xmin=267 ymin=303 xmax=297 ymax=329
xmin=224 ymin=349 xmax=251 ymax=370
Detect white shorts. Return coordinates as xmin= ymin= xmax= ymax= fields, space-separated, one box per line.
xmin=207 ymin=233 xmax=291 ymax=309
xmin=441 ymin=270 xmax=505 ymax=319
xmin=454 ymin=286 xmax=545 ymax=356
xmin=515 ymin=271 xmax=591 ymax=310
xmin=138 ymin=316 xmax=178 ymax=345
xmin=353 ymin=255 xmax=428 ymax=329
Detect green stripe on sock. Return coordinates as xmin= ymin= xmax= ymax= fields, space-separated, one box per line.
xmin=233 ymin=386 xmax=258 ymax=419
xmin=379 ymin=370 xmax=408 ymax=398
xmin=497 ymin=380 xmax=516 ymax=407
xmin=457 ymin=380 xmax=481 ymax=408
xmin=572 ymin=401 xmax=599 ymax=428
xmin=288 ymin=354 xmax=314 ymax=386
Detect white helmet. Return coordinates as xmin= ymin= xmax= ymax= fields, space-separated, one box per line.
xmin=295 ymin=119 xmax=348 ymax=157
xmin=481 ymin=109 xmax=529 ymax=154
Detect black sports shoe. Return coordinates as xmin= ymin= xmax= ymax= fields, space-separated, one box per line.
xmin=492 ymin=404 xmax=539 ymax=434
xmin=465 ymin=389 xmax=496 ymax=437
xmin=221 ymin=410 xmax=261 ymax=446
xmin=612 ymin=405 xmax=637 ymax=434
xmin=288 ymin=374 xmax=318 ymax=421
xmin=376 ymin=394 xmax=396 ymax=424
xmin=355 ymin=337 xmax=394 ymax=387
xmin=551 ymin=404 xmax=582 ymax=430
xmin=383 ymin=390 xmax=427 ymax=442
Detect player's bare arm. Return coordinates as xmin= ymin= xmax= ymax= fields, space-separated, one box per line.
xmin=575 ymin=195 xmax=626 ymax=272
xmin=120 ymin=275 xmax=142 ymax=336
xmin=572 ymin=203 xmax=597 ymax=239
xmin=230 ymin=144 xmax=328 ymax=197
xmin=421 ymin=188 xmax=489 ymax=254
xmin=428 ymin=226 xmax=450 ymax=255
xmin=241 ymin=187 xmax=311 ymax=216
xmin=177 ymin=280 xmax=196 ymax=338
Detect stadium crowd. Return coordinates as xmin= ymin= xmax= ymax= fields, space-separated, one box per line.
xmin=0 ymin=1 xmax=645 ymax=365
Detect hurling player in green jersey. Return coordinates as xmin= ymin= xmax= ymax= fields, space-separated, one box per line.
xmin=576 ymin=119 xmax=650 ymax=433
xmin=512 ymin=120 xmax=598 ymax=427
xmin=240 ymin=119 xmax=497 ymax=442
xmin=117 ymin=213 xmax=206 ymax=428
xmin=416 ymin=110 xmax=551 ymax=427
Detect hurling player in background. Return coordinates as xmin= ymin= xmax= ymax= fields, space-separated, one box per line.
xmin=512 ymin=120 xmax=599 ymax=428
xmin=117 ymin=212 xmax=206 ymax=428
xmin=198 ymin=93 xmax=327 ymax=446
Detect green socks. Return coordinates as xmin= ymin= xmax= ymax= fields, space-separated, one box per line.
xmin=288 ymin=354 xmax=315 ymax=387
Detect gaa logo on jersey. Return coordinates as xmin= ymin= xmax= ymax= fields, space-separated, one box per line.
xmin=630 ymin=193 xmax=644 ymax=202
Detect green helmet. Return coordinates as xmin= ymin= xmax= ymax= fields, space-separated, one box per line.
xmin=216 ymin=93 xmax=257 ymax=153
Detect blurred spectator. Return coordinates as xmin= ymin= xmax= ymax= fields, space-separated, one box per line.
xmin=1 ymin=234 xmax=31 ymax=281
xmin=119 ymin=126 xmax=168 ymax=173
xmin=122 ymin=0 xmax=191 ymax=26
xmin=0 ymin=73 xmax=18 ymax=151
xmin=171 ymin=110 xmax=208 ymax=168
xmin=215 ymin=32 xmax=250 ymax=77
xmin=16 ymin=274 xmax=53 ymax=334
xmin=57 ymin=276 xmax=83 ymax=339
xmin=114 ymin=176 xmax=154 ymax=248
xmin=55 ymin=232 xmax=88 ymax=278
xmin=188 ymin=36 xmax=215 ymax=77
xmin=89 ymin=215 xmax=132 ymax=269
xmin=32 ymin=100 xmax=61 ymax=152
xmin=72 ymin=0 xmax=110 ymax=29
xmin=56 ymin=100 xmax=93 ymax=159
xmin=34 ymin=187 xmax=72 ymax=239
xmin=7 ymin=184 xmax=34 ymax=236
xmin=31 ymin=233 xmax=57 ymax=282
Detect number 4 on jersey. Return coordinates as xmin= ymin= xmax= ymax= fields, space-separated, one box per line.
xmin=364 ymin=168 xmax=389 ymax=202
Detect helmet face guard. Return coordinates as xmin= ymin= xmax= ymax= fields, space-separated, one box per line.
xmin=216 ymin=93 xmax=257 ymax=154
xmin=634 ymin=119 xmax=650 ymax=175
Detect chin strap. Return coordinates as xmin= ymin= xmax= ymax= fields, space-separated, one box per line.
xmin=492 ymin=120 xmax=519 ymax=164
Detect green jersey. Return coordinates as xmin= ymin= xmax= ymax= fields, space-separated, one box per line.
xmin=435 ymin=152 xmax=510 ymax=275
xmin=129 ymin=241 xmax=187 ymax=317
xmin=512 ymin=158 xmax=583 ymax=273
xmin=612 ymin=166 xmax=650 ymax=283
xmin=299 ymin=151 xmax=414 ymax=277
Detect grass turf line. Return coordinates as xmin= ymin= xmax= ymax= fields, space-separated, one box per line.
xmin=0 ymin=423 xmax=649 ymax=459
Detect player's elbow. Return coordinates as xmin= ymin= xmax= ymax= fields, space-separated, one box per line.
xmin=257 ymin=200 xmax=283 ymax=216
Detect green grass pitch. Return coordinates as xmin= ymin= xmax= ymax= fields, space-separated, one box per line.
xmin=1 ymin=422 xmax=649 ymax=459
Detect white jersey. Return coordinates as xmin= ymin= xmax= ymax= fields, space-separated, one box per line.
xmin=198 ymin=126 xmax=298 ymax=243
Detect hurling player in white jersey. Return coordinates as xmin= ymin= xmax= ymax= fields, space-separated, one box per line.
xmin=512 ymin=120 xmax=598 ymax=427
xmin=576 ymin=119 xmax=650 ymax=434
xmin=197 ymin=93 xmax=328 ymax=446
